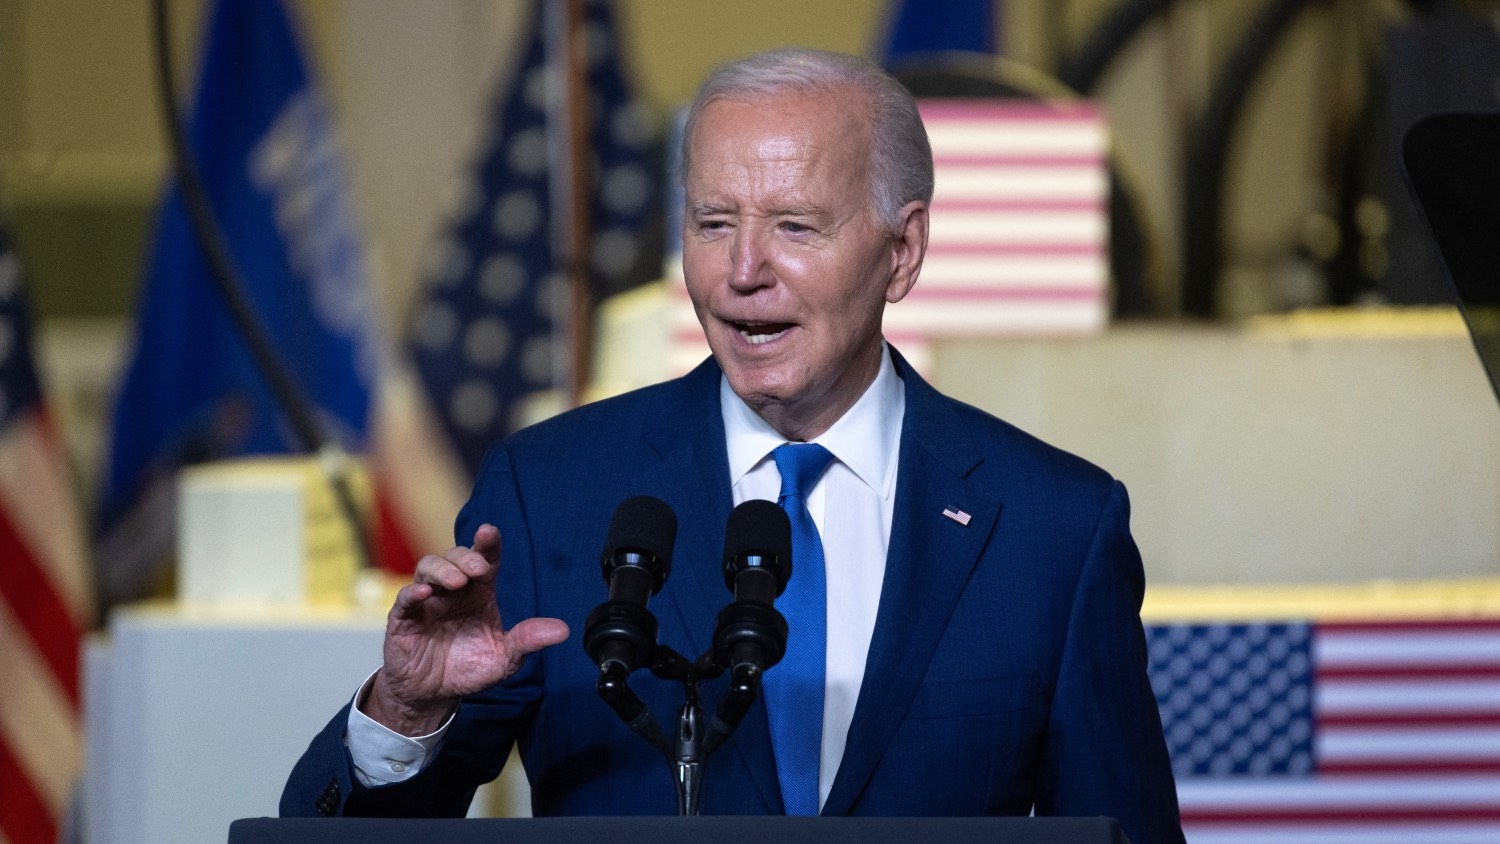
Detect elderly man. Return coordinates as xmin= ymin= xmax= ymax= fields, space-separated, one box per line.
xmin=284 ymin=47 xmax=1183 ymax=842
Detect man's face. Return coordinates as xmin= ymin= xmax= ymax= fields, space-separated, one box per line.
xmin=682 ymin=89 xmax=926 ymax=440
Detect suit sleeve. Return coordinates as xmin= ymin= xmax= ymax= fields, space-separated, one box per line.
xmin=1033 ymin=481 xmax=1185 ymax=844
xmin=279 ymin=702 xmax=361 ymax=817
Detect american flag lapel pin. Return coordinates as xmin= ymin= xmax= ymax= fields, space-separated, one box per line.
xmin=942 ymin=507 xmax=971 ymax=526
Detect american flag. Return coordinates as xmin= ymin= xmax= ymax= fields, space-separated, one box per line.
xmin=406 ymin=0 xmax=657 ymax=479
xmin=0 ymin=223 xmax=93 ymax=843
xmin=908 ymin=100 xmax=1110 ymax=335
xmin=665 ymin=99 xmax=1108 ymax=375
xmin=1148 ymin=619 xmax=1500 ymax=843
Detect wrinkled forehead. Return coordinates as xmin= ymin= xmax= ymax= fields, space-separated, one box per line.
xmin=684 ymin=89 xmax=874 ymax=186
xmin=689 ymin=81 xmax=871 ymax=147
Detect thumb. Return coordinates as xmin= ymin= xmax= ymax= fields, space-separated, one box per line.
xmin=507 ymin=617 xmax=571 ymax=657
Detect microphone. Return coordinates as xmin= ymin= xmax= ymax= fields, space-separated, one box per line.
xmin=712 ymin=499 xmax=792 ymax=675
xmin=583 ymin=496 xmax=677 ymax=675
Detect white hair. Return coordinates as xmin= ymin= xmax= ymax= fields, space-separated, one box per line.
xmin=680 ymin=47 xmax=934 ymax=231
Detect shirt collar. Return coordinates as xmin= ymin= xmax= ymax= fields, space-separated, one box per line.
xmin=721 ymin=343 xmax=905 ymax=499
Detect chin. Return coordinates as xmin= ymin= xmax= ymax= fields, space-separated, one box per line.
xmin=720 ymin=363 xmax=793 ymax=406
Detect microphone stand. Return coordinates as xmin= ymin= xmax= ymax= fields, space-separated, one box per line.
xmin=593 ymin=642 xmax=763 ymax=815
xmin=590 ymin=499 xmax=789 ymax=815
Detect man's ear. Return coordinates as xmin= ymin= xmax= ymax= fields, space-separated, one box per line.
xmin=885 ymin=200 xmax=929 ymax=304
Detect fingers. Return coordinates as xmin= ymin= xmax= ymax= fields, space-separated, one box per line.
xmin=471 ymin=523 xmax=502 ymax=566
xmin=391 ymin=525 xmax=505 ymax=622
xmin=412 ymin=539 xmax=494 ymax=592
xmin=388 ymin=580 xmax=434 ymax=620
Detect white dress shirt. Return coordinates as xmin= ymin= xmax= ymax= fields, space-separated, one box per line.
xmin=720 ymin=345 xmax=903 ymax=810
xmin=347 ymin=346 xmax=906 ymax=807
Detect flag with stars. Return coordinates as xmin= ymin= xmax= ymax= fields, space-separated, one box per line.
xmin=407 ymin=0 xmax=657 ymax=478
xmin=97 ymin=0 xmax=378 ymax=606
xmin=0 ymin=222 xmax=93 ymax=844
xmin=1148 ymin=619 xmax=1500 ymax=842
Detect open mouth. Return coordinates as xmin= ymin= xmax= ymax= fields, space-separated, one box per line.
xmin=733 ymin=321 xmax=795 ymax=345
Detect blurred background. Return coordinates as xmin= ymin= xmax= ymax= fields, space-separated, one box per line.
xmin=4 ymin=0 xmax=1500 ymax=841
xmin=9 ymin=0 xmax=1500 ymax=583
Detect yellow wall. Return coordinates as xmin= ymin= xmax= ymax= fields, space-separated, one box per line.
xmin=617 ymin=0 xmax=889 ymax=113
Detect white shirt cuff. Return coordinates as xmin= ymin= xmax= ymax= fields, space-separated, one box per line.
xmin=344 ymin=668 xmax=453 ymax=787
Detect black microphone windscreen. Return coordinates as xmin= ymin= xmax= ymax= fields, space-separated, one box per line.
xmin=722 ymin=499 xmax=791 ymax=589
xmin=603 ymin=495 xmax=678 ymax=576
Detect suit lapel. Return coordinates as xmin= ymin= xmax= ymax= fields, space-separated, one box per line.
xmin=642 ymin=371 xmax=731 ymax=662
xmin=822 ymin=357 xmax=1002 ymax=816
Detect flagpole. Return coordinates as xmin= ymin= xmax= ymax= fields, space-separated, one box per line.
xmin=149 ymin=0 xmax=373 ymax=572
xmin=561 ymin=0 xmax=593 ymax=407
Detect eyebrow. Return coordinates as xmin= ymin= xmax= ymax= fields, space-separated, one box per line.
xmin=687 ymin=201 xmax=834 ymax=223
xmin=772 ymin=204 xmax=830 ymax=220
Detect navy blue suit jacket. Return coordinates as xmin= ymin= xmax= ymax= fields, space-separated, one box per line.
xmin=283 ymin=352 xmax=1183 ymax=843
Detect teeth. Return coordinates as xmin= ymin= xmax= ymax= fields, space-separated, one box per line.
xmin=738 ymin=325 xmax=788 ymax=345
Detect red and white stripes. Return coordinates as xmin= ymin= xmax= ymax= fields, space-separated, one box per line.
xmin=0 ymin=406 xmax=91 ymax=844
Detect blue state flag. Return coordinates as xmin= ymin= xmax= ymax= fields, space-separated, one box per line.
xmin=97 ymin=0 xmax=377 ymax=607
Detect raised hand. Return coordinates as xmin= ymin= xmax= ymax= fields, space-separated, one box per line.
xmin=363 ymin=524 xmax=570 ymax=735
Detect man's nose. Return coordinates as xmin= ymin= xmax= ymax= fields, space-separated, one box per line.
xmin=729 ymin=226 xmax=774 ymax=291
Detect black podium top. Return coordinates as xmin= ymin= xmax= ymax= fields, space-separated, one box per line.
xmin=231 ymin=816 xmax=1129 ymax=843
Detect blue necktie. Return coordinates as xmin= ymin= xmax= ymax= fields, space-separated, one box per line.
xmin=765 ymin=442 xmax=835 ymax=816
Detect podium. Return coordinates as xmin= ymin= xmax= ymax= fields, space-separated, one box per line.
xmin=229 ymin=816 xmax=1129 ymax=843
xmin=83 ymin=605 xmax=389 ymax=843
